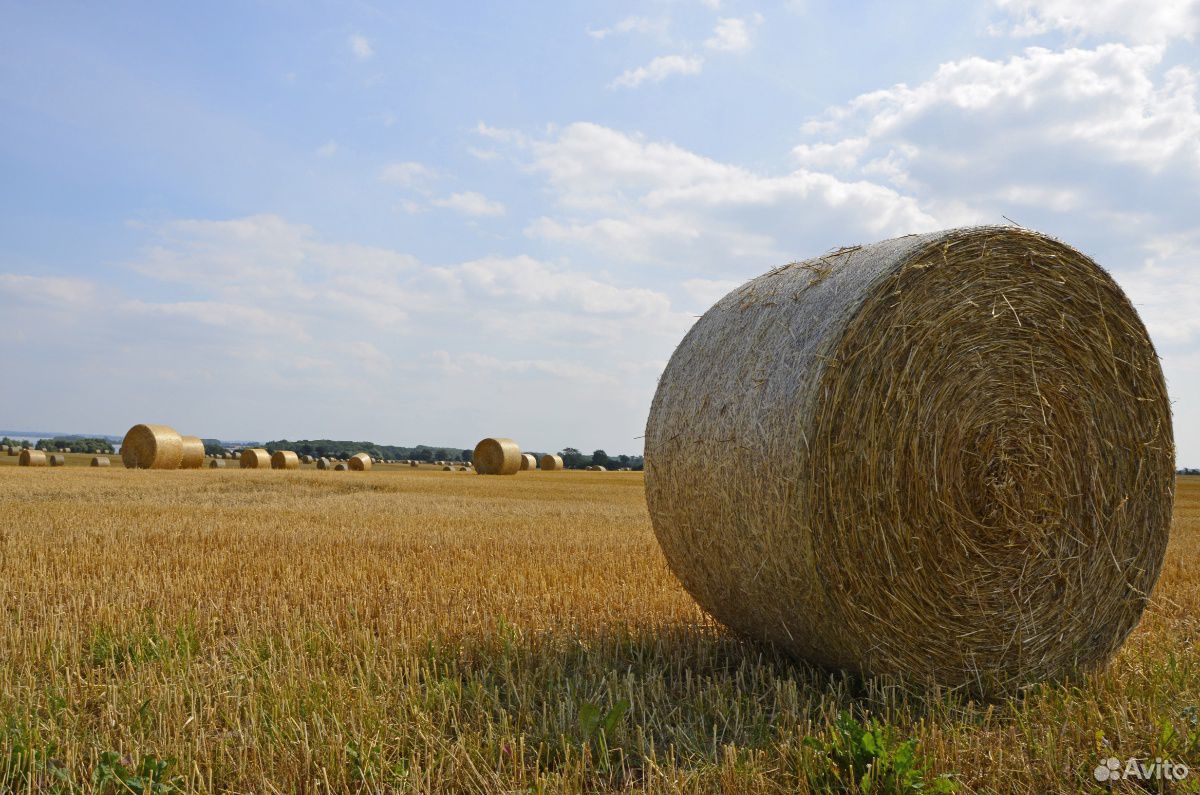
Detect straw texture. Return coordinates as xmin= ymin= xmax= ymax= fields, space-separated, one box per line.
xmin=473 ymin=438 xmax=521 ymax=475
xmin=520 ymin=453 xmax=538 ymax=471
xmin=240 ymin=448 xmax=270 ymax=469
xmin=349 ymin=453 xmax=372 ymax=471
xmin=541 ymin=454 xmax=564 ymax=471
xmin=644 ymin=226 xmax=1175 ymax=695
xmin=90 ymin=456 xmax=110 ymax=467
xmin=271 ymin=450 xmax=300 ymax=470
xmin=179 ymin=436 xmax=205 ymax=469
xmin=18 ymin=449 xmax=46 ymax=467
xmin=47 ymin=454 xmax=66 ymax=467
xmin=208 ymin=459 xmax=226 ymax=469
xmin=121 ymin=424 xmax=184 ymax=470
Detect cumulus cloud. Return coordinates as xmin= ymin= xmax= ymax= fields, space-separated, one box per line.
xmin=992 ymin=0 xmax=1200 ymax=44
xmin=588 ymin=15 xmax=668 ymax=40
xmin=431 ymin=191 xmax=505 ymax=216
xmin=610 ymin=55 xmax=704 ymax=89
xmin=348 ymin=34 xmax=374 ymax=60
xmin=705 ymin=17 xmax=753 ymax=52
xmin=379 ymin=161 xmax=435 ymax=187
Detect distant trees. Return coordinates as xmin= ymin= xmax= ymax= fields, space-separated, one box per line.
xmin=34 ymin=437 xmax=114 ymax=454
xmin=557 ymin=447 xmax=643 ymax=470
xmin=203 ymin=439 xmax=228 ymax=456
xmin=262 ymin=440 xmax=470 ymax=462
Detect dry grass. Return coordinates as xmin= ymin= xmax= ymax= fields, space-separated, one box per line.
xmin=0 ymin=468 xmax=1196 ymax=793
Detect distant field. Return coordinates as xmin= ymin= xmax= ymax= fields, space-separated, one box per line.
xmin=0 ymin=468 xmax=1197 ymax=793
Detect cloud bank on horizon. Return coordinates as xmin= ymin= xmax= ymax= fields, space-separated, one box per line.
xmin=0 ymin=1 xmax=1197 ymax=461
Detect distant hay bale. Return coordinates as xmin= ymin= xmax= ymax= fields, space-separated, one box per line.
xmin=300 ymin=454 xmax=313 ymax=464
xmin=47 ymin=453 xmax=66 ymax=467
xmin=540 ymin=454 xmax=563 ymax=471
xmin=442 ymin=465 xmax=454 ymax=471
xmin=209 ymin=459 xmax=226 ymax=468
xmin=62 ymin=447 xmax=72 ymax=453
xmin=179 ymin=436 xmax=205 ymax=469
xmin=593 ymin=465 xmax=607 ymax=472
xmin=520 ymin=453 xmax=538 ymax=471
xmin=409 ymin=461 xmax=419 ymax=467
xmin=349 ymin=452 xmax=372 ymax=471
xmin=316 ymin=458 xmax=330 ymax=470
xmin=240 ymin=448 xmax=270 ymax=469
xmin=334 ymin=462 xmax=348 ymax=471
xmin=6 ymin=447 xmax=17 ymax=457
xmin=121 ymin=424 xmax=184 ymax=469
xmin=473 ymin=438 xmax=521 ymax=475
xmin=18 ymin=449 xmax=46 ymax=467
xmin=90 ymin=456 xmax=111 ymax=467
xmin=271 ymin=450 xmax=300 ymax=470
xmin=644 ymin=226 xmax=1175 ymax=695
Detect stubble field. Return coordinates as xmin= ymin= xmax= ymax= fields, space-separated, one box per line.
xmin=0 ymin=463 xmax=1197 ymax=793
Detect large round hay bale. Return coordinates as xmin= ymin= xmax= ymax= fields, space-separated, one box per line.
xmin=47 ymin=453 xmax=66 ymax=467
xmin=271 ymin=450 xmax=300 ymax=470
xmin=334 ymin=462 xmax=348 ymax=471
xmin=540 ymin=454 xmax=563 ymax=471
xmin=520 ymin=453 xmax=538 ymax=471
xmin=316 ymin=457 xmax=330 ymax=470
xmin=645 ymin=226 xmax=1174 ymax=694
xmin=90 ymin=456 xmax=111 ymax=467
xmin=6 ymin=447 xmax=17 ymax=457
xmin=121 ymin=424 xmax=184 ymax=469
xmin=18 ymin=449 xmax=46 ymax=467
xmin=349 ymin=452 xmax=372 ymax=471
xmin=240 ymin=448 xmax=270 ymax=469
xmin=300 ymin=454 xmax=313 ymax=464
xmin=208 ymin=459 xmax=226 ymax=468
xmin=179 ymin=436 xmax=205 ymax=469
xmin=473 ymin=438 xmax=521 ymax=475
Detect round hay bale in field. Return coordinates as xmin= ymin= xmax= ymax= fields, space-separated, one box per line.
xmin=18 ymin=449 xmax=46 ymax=467
xmin=473 ymin=438 xmax=521 ymax=475
xmin=90 ymin=456 xmax=111 ymax=467
xmin=300 ymin=454 xmax=313 ymax=464
xmin=6 ymin=447 xmax=17 ymax=457
xmin=208 ymin=459 xmax=226 ymax=469
xmin=442 ymin=465 xmax=454 ymax=471
xmin=179 ymin=436 xmax=205 ymax=469
xmin=645 ymin=226 xmax=1175 ymax=694
xmin=409 ymin=461 xmax=419 ymax=467
xmin=121 ymin=424 xmax=184 ymax=469
xmin=47 ymin=453 xmax=66 ymax=467
xmin=62 ymin=447 xmax=71 ymax=453
xmin=349 ymin=452 xmax=372 ymax=471
xmin=271 ymin=450 xmax=300 ymax=470
xmin=240 ymin=448 xmax=270 ymax=469
xmin=520 ymin=453 xmax=538 ymax=471
xmin=316 ymin=457 xmax=330 ymax=470
xmin=334 ymin=462 xmax=348 ymax=471
xmin=540 ymin=454 xmax=563 ymax=471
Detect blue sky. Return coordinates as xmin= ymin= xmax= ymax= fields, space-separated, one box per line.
xmin=1 ymin=0 xmax=1198 ymax=462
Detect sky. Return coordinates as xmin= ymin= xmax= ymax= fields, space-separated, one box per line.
xmin=0 ymin=1 xmax=1198 ymax=461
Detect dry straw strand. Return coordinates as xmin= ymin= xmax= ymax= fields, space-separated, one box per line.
xmin=240 ymin=448 xmax=271 ymax=469
xmin=121 ymin=424 xmax=185 ymax=470
xmin=473 ymin=438 xmax=521 ymax=475
xmin=349 ymin=453 xmax=372 ymax=471
xmin=644 ymin=225 xmax=1175 ymax=696
xmin=271 ymin=450 xmax=300 ymax=470
xmin=179 ymin=436 xmax=205 ymax=469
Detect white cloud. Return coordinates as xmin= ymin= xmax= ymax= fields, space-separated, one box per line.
xmin=610 ymin=55 xmax=704 ymax=89
xmin=379 ymin=161 xmax=435 ymax=187
xmin=431 ymin=191 xmax=506 ymax=216
xmin=348 ymin=34 xmax=374 ymax=60
xmin=0 ymin=273 xmax=96 ymax=305
xmin=588 ymin=15 xmax=668 ymax=40
xmin=705 ymin=17 xmax=752 ymax=52
xmin=993 ymin=0 xmax=1200 ymax=44
xmin=682 ymin=277 xmax=741 ymax=309
xmin=315 ymin=140 xmax=338 ymax=157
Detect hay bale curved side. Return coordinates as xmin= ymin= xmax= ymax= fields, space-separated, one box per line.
xmin=121 ymin=424 xmax=184 ymax=469
xmin=540 ymin=454 xmax=563 ymax=471
xmin=316 ymin=458 xmax=330 ymax=470
xmin=334 ymin=462 xmax=348 ymax=471
xmin=208 ymin=459 xmax=225 ymax=468
xmin=473 ymin=438 xmax=521 ymax=475
xmin=179 ymin=436 xmax=205 ymax=469
xmin=349 ymin=453 xmax=372 ymax=471
xmin=18 ymin=449 xmax=46 ymax=467
xmin=520 ymin=453 xmax=538 ymax=471
xmin=644 ymin=226 xmax=1175 ymax=694
xmin=271 ymin=450 xmax=300 ymax=470
xmin=240 ymin=448 xmax=270 ymax=469
xmin=90 ymin=456 xmax=110 ymax=467
xmin=47 ymin=454 xmax=66 ymax=467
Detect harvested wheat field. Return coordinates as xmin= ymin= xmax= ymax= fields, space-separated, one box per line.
xmin=0 ymin=468 xmax=1197 ymax=793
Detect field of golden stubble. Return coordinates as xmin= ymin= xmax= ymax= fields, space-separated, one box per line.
xmin=0 ymin=466 xmax=1197 ymax=794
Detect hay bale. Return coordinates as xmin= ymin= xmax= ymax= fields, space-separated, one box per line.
xmin=540 ymin=454 xmax=563 ymax=471
xmin=520 ymin=453 xmax=538 ymax=471
xmin=442 ymin=465 xmax=454 ymax=471
xmin=209 ymin=459 xmax=226 ymax=468
xmin=62 ymin=447 xmax=72 ymax=453
xmin=179 ymin=436 xmax=205 ymax=469
xmin=121 ymin=424 xmax=184 ymax=469
xmin=349 ymin=452 xmax=372 ymax=471
xmin=409 ymin=461 xmax=419 ymax=467
xmin=18 ymin=449 xmax=46 ymax=467
xmin=90 ymin=456 xmax=111 ymax=467
xmin=334 ymin=462 xmax=348 ymax=471
xmin=300 ymin=454 xmax=313 ymax=464
xmin=473 ymin=438 xmax=521 ymax=475
xmin=47 ymin=453 xmax=66 ymax=467
xmin=317 ymin=458 xmax=330 ymax=470
xmin=644 ymin=226 xmax=1174 ymax=694
xmin=240 ymin=448 xmax=270 ymax=469
xmin=6 ymin=447 xmax=17 ymax=457
xmin=271 ymin=450 xmax=300 ymax=470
